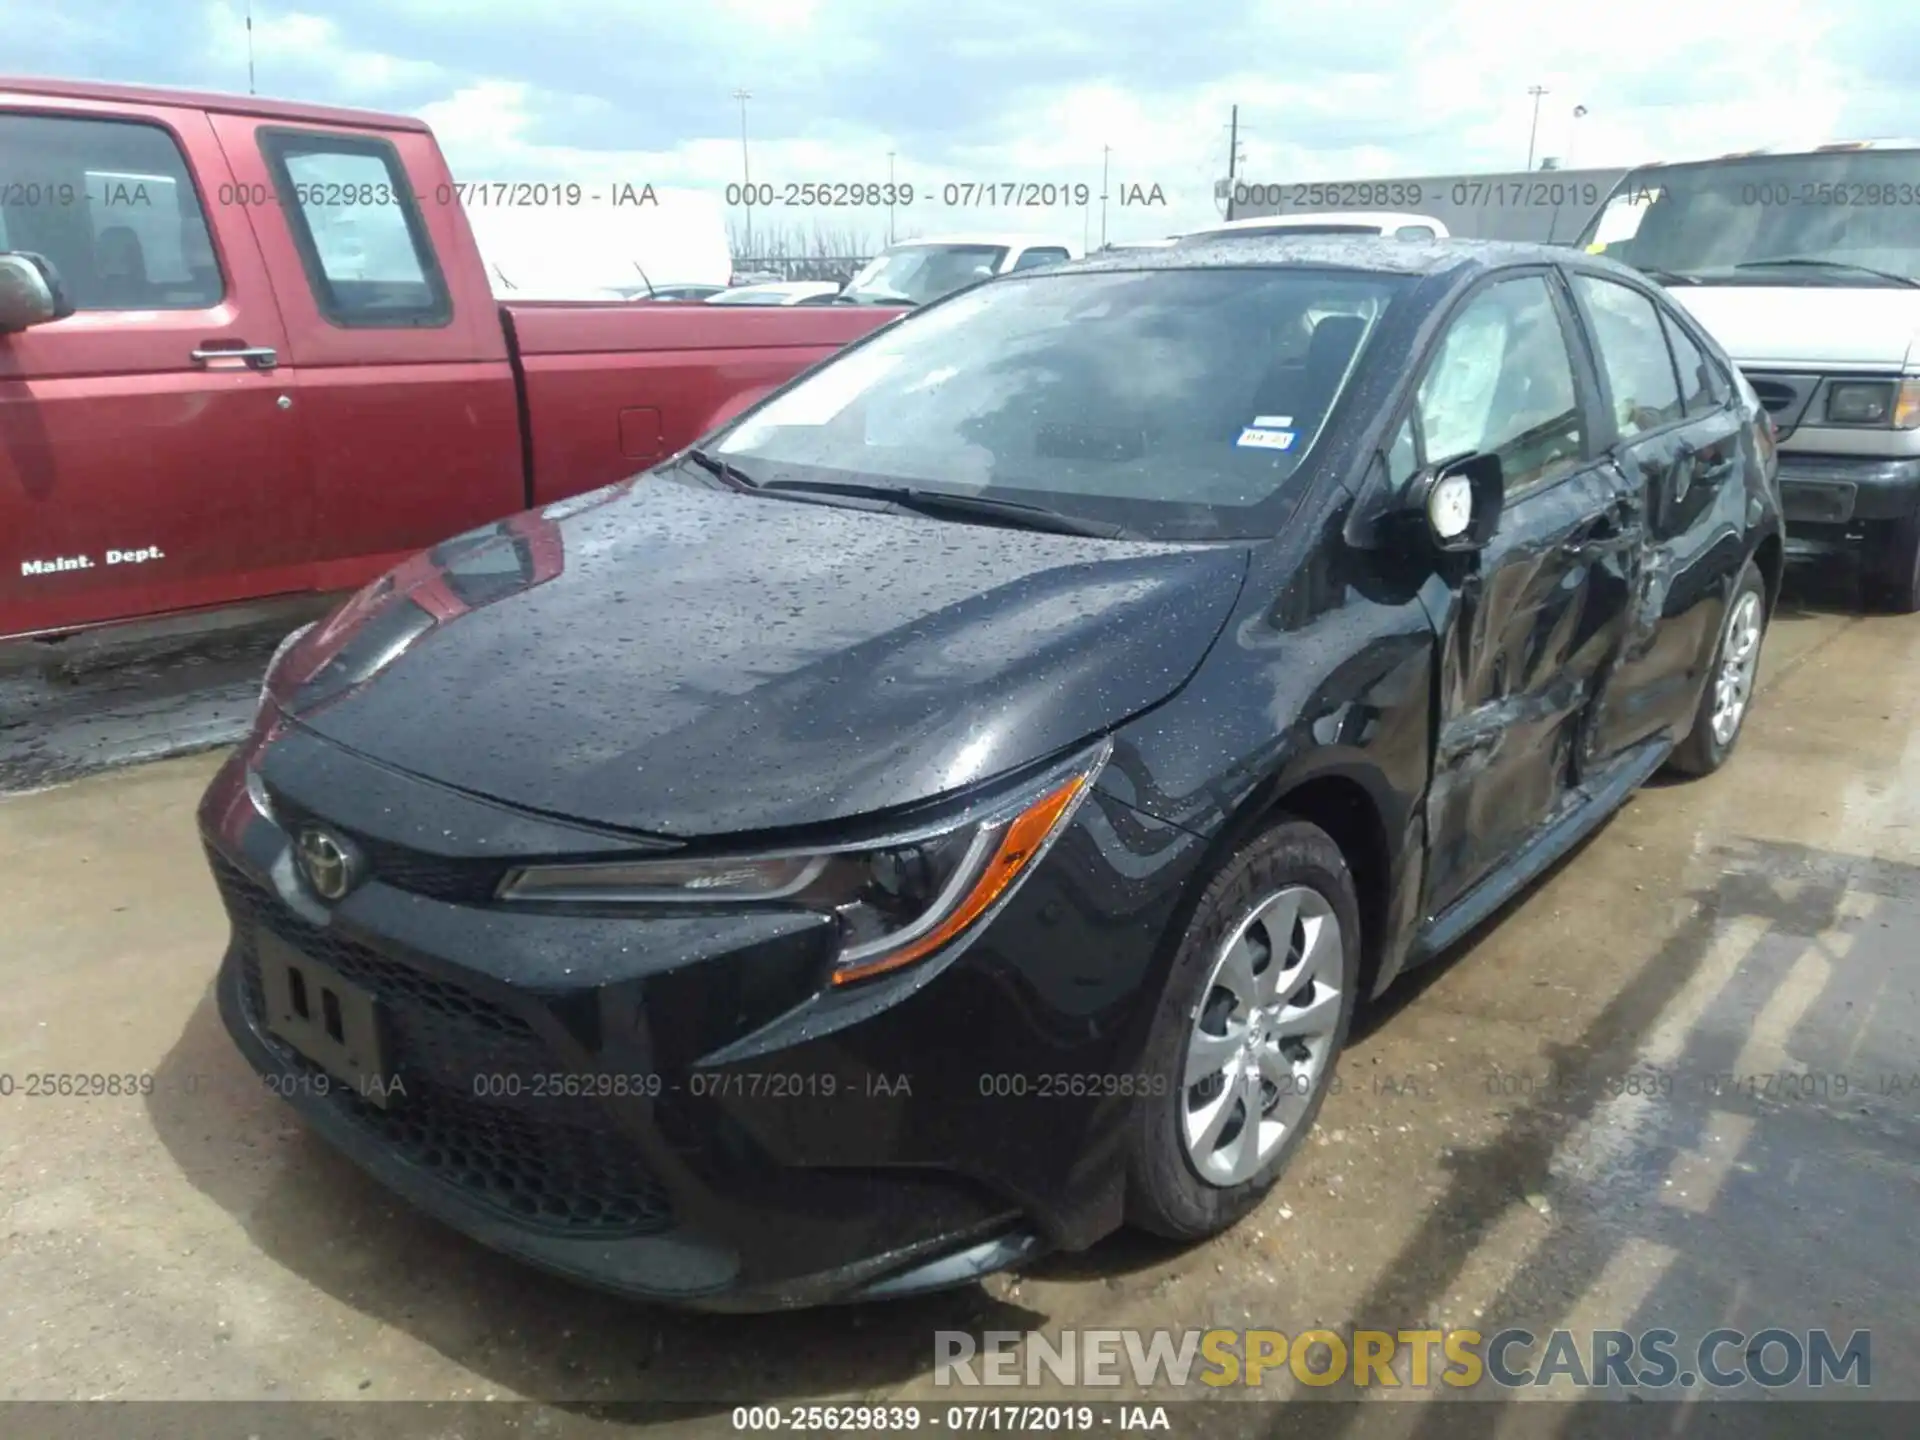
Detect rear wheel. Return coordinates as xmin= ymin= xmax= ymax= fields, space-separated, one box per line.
xmin=1668 ymin=559 xmax=1768 ymax=777
xmin=1868 ymin=510 xmax=1920 ymax=615
xmin=1125 ymin=819 xmax=1359 ymax=1240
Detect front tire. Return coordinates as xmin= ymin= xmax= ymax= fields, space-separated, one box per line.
xmin=1869 ymin=510 xmax=1920 ymax=615
xmin=1125 ymin=819 xmax=1360 ymax=1241
xmin=1668 ymin=559 xmax=1768 ymax=777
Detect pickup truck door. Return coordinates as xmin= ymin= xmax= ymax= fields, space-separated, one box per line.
xmin=205 ymin=115 xmax=523 ymax=589
xmin=0 ymin=99 xmax=311 ymax=640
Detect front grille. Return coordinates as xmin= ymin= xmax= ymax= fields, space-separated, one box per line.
xmin=267 ymin=792 xmax=510 ymax=905
xmin=1741 ymin=371 xmax=1822 ymax=436
xmin=214 ymin=850 xmax=675 ymax=1237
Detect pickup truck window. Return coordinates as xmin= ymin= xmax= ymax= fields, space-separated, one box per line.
xmin=258 ymin=128 xmax=450 ymax=328
xmin=0 ymin=112 xmax=222 ymax=310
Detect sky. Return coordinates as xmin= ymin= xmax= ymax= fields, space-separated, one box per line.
xmin=8 ymin=0 xmax=1920 ymax=248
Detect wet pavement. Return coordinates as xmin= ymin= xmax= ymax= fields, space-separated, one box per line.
xmin=1 ymin=584 xmax=1916 ymax=1432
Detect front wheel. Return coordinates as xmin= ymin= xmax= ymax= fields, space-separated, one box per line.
xmin=1869 ymin=510 xmax=1920 ymax=615
xmin=1667 ymin=559 xmax=1769 ymax=777
xmin=1125 ymin=819 xmax=1360 ymax=1240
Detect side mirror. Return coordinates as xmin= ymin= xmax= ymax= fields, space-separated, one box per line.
xmin=0 ymin=252 xmax=76 ymax=333
xmin=1405 ymin=451 xmax=1504 ymax=552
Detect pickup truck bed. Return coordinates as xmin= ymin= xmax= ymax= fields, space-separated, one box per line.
xmin=0 ymin=76 xmax=898 ymax=647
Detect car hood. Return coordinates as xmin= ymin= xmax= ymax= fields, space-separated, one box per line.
xmin=279 ymin=476 xmax=1249 ymax=838
xmin=1670 ymin=286 xmax=1920 ymax=370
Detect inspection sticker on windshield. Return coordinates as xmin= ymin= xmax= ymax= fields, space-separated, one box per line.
xmin=1237 ymin=426 xmax=1296 ymax=450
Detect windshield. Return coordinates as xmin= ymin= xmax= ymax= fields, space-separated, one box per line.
xmin=1577 ymin=150 xmax=1920 ymax=283
xmin=842 ymin=244 xmax=1009 ymax=304
xmin=710 ymin=266 xmax=1406 ymax=540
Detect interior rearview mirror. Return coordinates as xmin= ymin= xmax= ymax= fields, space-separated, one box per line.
xmin=0 ymin=252 xmax=75 ymax=333
xmin=1407 ymin=451 xmax=1504 ymax=552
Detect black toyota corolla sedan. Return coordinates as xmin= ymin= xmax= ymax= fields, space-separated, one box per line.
xmin=199 ymin=237 xmax=1783 ymax=1311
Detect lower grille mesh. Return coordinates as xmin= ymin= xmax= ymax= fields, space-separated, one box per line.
xmin=216 ymin=851 xmax=674 ymax=1237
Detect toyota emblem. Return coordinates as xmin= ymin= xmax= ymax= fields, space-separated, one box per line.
xmin=295 ymin=827 xmax=360 ymax=901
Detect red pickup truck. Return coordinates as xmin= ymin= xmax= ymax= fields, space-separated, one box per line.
xmin=0 ymin=77 xmax=898 ymax=650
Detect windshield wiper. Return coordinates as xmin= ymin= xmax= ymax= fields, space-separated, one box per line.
xmin=679 ymin=447 xmax=760 ymax=489
xmin=759 ymin=479 xmax=1133 ymax=538
xmin=1637 ymin=266 xmax=1701 ymax=286
xmin=1732 ymin=257 xmax=1920 ymax=289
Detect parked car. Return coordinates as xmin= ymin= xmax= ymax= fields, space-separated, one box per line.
xmin=704 ymin=281 xmax=843 ymax=305
xmin=200 ymin=236 xmax=1782 ymax=1312
xmin=467 ymin=189 xmax=733 ymax=302
xmin=1183 ymin=212 xmax=1452 ymax=241
xmin=0 ymin=77 xmax=900 ymax=649
xmin=1576 ymin=140 xmax=1920 ymax=610
xmin=619 ymin=284 xmax=730 ymax=302
xmin=836 ymin=233 xmax=1082 ymax=305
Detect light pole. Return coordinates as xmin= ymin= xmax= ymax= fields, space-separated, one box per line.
xmin=1569 ymin=104 xmax=1588 ymax=168
xmin=1526 ymin=85 xmax=1549 ymax=171
xmin=734 ymin=88 xmax=753 ymax=257
xmin=1100 ymin=144 xmax=1110 ymax=248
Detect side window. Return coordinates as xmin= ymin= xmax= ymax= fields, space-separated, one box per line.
xmin=0 ymin=110 xmax=222 ymax=311
xmin=258 ymin=129 xmax=450 ymax=327
xmin=1011 ymin=247 xmax=1070 ymax=271
xmin=1413 ymin=274 xmax=1584 ymax=499
xmin=1387 ymin=414 xmax=1419 ymax=487
xmin=1572 ymin=274 xmax=1684 ymax=438
xmin=1659 ymin=311 xmax=1718 ymax=416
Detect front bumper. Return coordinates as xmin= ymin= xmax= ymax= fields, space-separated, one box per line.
xmin=198 ymin=721 xmax=1208 ymax=1310
xmin=1777 ymin=453 xmax=1920 ymax=557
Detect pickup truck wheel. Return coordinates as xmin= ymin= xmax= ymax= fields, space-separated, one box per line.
xmin=1667 ymin=560 xmax=1768 ymax=778
xmin=1869 ymin=510 xmax=1920 ymax=615
xmin=1125 ymin=819 xmax=1359 ymax=1241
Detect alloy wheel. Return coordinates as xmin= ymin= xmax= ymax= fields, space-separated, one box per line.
xmin=1180 ymin=884 xmax=1344 ymax=1187
xmin=1709 ymin=590 xmax=1763 ymax=747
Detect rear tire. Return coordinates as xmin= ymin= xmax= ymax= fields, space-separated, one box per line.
xmin=1125 ymin=819 xmax=1360 ymax=1241
xmin=1668 ymin=559 xmax=1768 ymax=777
xmin=1868 ymin=510 xmax=1920 ymax=615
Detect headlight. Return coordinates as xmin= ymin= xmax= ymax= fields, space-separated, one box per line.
xmin=1827 ymin=380 xmax=1895 ymax=425
xmin=498 ymin=741 xmax=1109 ymax=985
xmin=1896 ymin=377 xmax=1920 ymax=431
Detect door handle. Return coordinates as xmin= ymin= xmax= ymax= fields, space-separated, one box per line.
xmin=191 ymin=345 xmax=278 ymax=372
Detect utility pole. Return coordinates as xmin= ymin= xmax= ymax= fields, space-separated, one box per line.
xmin=734 ymin=89 xmax=753 ymax=256
xmin=246 ymin=1 xmax=256 ymax=95
xmin=1526 ymin=85 xmax=1549 ymax=171
xmin=887 ymin=150 xmax=896 ymax=245
xmin=1100 ymin=145 xmax=1111 ymax=248
xmin=1225 ymin=105 xmax=1239 ymax=220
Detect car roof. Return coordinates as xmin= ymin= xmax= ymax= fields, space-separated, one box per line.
xmin=0 ymin=74 xmax=427 ymax=131
xmin=1187 ymin=212 xmax=1446 ymax=234
xmin=886 ymin=233 xmax=1075 ymax=250
xmin=1065 ymin=234 xmax=1578 ymax=280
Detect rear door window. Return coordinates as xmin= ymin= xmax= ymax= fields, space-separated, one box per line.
xmin=0 ymin=111 xmax=222 ymax=311
xmin=258 ymin=129 xmax=450 ymax=327
xmin=1571 ymin=274 xmax=1685 ymax=437
xmin=1660 ymin=310 xmax=1726 ymax=413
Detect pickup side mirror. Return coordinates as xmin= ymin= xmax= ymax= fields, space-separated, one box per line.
xmin=1404 ymin=450 xmax=1505 ymax=552
xmin=0 ymin=252 xmax=76 ymax=333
